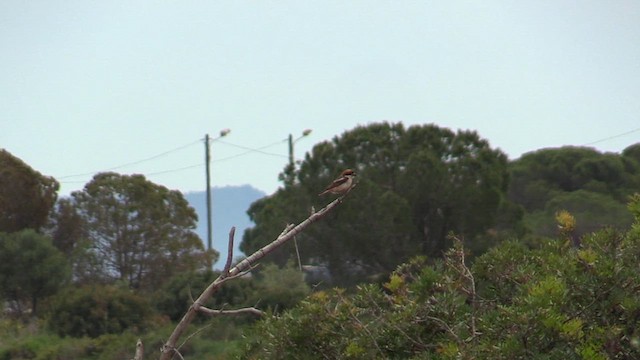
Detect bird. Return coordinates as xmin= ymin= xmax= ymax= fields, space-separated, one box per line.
xmin=318 ymin=169 xmax=356 ymax=196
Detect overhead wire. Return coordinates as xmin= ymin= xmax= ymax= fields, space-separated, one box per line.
xmin=145 ymin=163 xmax=203 ymax=176
xmin=582 ymin=126 xmax=640 ymax=146
xmin=57 ymin=137 xmax=294 ymax=183
xmin=215 ymin=139 xmax=288 ymax=159
xmin=211 ymin=139 xmax=289 ymax=163
xmin=57 ymin=139 xmax=202 ymax=179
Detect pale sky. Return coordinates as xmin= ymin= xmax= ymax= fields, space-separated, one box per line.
xmin=2 ymin=1 xmax=639 ymax=197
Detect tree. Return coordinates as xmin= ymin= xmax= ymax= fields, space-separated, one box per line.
xmin=0 ymin=230 xmax=69 ymax=315
xmin=242 ymin=122 xmax=515 ymax=286
xmin=71 ymin=172 xmax=216 ymax=291
xmin=47 ymin=198 xmax=105 ymax=285
xmin=48 ymin=198 xmax=84 ymax=256
xmin=622 ymin=142 xmax=640 ymax=165
xmin=0 ymin=149 xmax=59 ymax=232
xmin=508 ymin=146 xmax=640 ymax=238
xmin=524 ymin=190 xmax=633 ymax=238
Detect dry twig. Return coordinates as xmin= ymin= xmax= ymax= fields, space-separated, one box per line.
xmin=196 ymin=304 xmax=264 ymax=317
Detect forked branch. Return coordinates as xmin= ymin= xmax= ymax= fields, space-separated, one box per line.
xmin=157 ymin=188 xmax=355 ymax=359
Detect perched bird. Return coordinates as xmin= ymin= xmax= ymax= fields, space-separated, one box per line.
xmin=318 ymin=169 xmax=356 ymax=196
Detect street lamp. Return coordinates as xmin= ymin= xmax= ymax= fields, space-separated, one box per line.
xmin=286 ymin=129 xmax=312 ymax=185
xmin=204 ymin=129 xmax=231 ymax=255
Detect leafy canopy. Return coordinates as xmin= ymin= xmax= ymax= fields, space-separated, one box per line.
xmin=70 ymin=172 xmax=217 ymax=290
xmin=0 ymin=149 xmax=59 ymax=232
xmin=509 ymin=145 xmax=640 ymax=238
xmin=242 ymin=122 xmax=516 ymax=286
xmin=0 ymin=230 xmax=69 ymax=315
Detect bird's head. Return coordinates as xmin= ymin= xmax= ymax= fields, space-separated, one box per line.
xmin=341 ymin=169 xmax=356 ymax=177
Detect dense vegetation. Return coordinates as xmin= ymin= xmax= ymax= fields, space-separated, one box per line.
xmin=242 ymin=123 xmax=519 ymax=286
xmin=1 ymin=122 xmax=639 ymax=359
xmin=240 ymin=202 xmax=640 ymax=359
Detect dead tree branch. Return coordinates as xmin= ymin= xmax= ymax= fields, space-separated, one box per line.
xmin=196 ymin=304 xmax=264 ymax=317
xmin=131 ymin=338 xmax=144 ymax=360
xmin=445 ymin=236 xmax=479 ymax=344
xmin=222 ymin=227 xmax=235 ymax=277
xmin=157 ymin=188 xmax=354 ymax=359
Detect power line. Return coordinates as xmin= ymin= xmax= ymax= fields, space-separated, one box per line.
xmin=216 ymin=139 xmax=288 ymax=159
xmin=57 ymin=139 xmax=201 ymax=179
xmin=57 ymin=137 xmax=293 ymax=184
xmin=145 ymin=163 xmax=203 ymax=176
xmin=59 ymin=163 xmax=204 ymax=183
xmin=582 ymin=126 xmax=640 ymax=146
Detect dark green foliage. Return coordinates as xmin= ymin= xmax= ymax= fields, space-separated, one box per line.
xmin=242 ymin=122 xmax=516 ymax=286
xmin=0 ymin=318 xmax=174 ymax=360
xmin=70 ymin=172 xmax=217 ymax=290
xmin=241 ymin=197 xmax=640 ymax=359
xmin=510 ymin=147 xmax=634 ymax=201
xmin=156 ymin=264 xmax=309 ymax=324
xmin=239 ymin=248 xmax=473 ymax=359
xmin=248 ymin=263 xmax=310 ymax=311
xmin=525 ymin=190 xmax=634 ymax=237
xmin=0 ymin=230 xmax=69 ymax=315
xmin=509 ymin=145 xmax=640 ymax=238
xmin=48 ymin=285 xmax=151 ymax=338
xmin=622 ymin=143 xmax=640 ymax=170
xmin=48 ymin=198 xmax=84 ymax=257
xmin=0 ymin=150 xmax=59 ymax=233
xmin=155 ymin=269 xmax=256 ymax=322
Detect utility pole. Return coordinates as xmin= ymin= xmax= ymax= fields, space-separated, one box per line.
xmin=204 ymin=129 xmax=230 ymax=256
xmin=288 ymin=133 xmax=295 ymax=170
xmin=204 ymin=134 xmax=212 ymax=252
xmin=285 ymin=129 xmax=312 ymax=186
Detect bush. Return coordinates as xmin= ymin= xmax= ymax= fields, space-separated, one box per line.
xmin=48 ymin=285 xmax=151 ymax=338
xmin=248 ymin=263 xmax=310 ymax=312
xmin=240 ymin=196 xmax=640 ymax=359
xmin=155 ymin=269 xmax=256 ymax=322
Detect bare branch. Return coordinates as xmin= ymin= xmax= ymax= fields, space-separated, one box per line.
xmin=218 ymin=264 xmax=257 ymax=286
xmin=197 ymin=305 xmax=264 ymax=317
xmin=279 ymin=223 xmax=295 ymax=237
xmin=159 ymin=345 xmax=184 ymax=360
xmin=445 ymin=236 xmax=480 ymax=343
xmin=177 ymin=322 xmax=214 ymax=353
xmin=222 ymin=227 xmax=236 ymax=277
xmin=131 ymin=338 xmax=143 ymax=360
xmin=158 ymin=189 xmax=355 ymax=360
xmin=170 ymin=348 xmax=185 ymax=360
xmin=423 ymin=315 xmax=461 ymax=343
xmin=293 ymin=236 xmax=302 ymax=271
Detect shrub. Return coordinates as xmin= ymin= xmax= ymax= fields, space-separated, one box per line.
xmin=48 ymin=285 xmax=151 ymax=338
xmin=240 ymin=196 xmax=640 ymax=359
xmin=155 ymin=269 xmax=256 ymax=322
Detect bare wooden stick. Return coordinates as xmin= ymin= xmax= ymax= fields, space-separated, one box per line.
xmin=158 ymin=189 xmax=354 ymax=359
xmin=222 ymin=227 xmax=235 ymax=277
xmin=293 ymin=236 xmax=302 ymax=271
xmin=196 ymin=304 xmax=264 ymax=317
xmin=132 ymin=338 xmax=144 ymax=360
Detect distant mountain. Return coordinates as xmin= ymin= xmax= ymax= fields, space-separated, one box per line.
xmin=184 ymin=185 xmax=266 ymax=268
